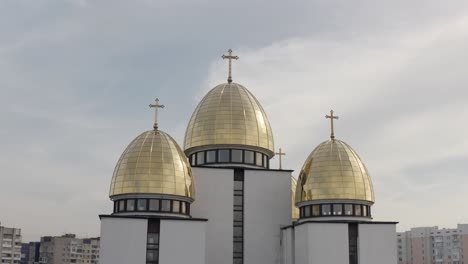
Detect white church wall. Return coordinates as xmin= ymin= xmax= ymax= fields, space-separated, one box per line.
xmin=293 ymin=224 xmax=309 ymax=264
xmin=99 ymin=217 xmax=147 ymax=264
xmin=358 ymin=223 xmax=397 ymax=264
xmin=159 ymin=219 xmax=207 ymax=264
xmin=281 ymin=227 xmax=294 ymax=264
xmin=294 ymin=223 xmax=349 ymax=264
xmin=190 ymin=167 xmax=234 ymax=264
xmin=244 ymin=169 xmax=292 ymax=264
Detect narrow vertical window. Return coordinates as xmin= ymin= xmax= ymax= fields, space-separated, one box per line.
xmin=173 ymin=201 xmax=180 ymax=213
xmin=218 ymin=149 xmax=230 ymax=162
xmin=181 ymin=202 xmax=186 ymax=214
xmin=232 ymin=150 xmax=243 ymax=163
xmin=244 ymin=151 xmax=254 ymax=164
xmin=304 ymin=206 xmax=311 ymax=217
xmin=206 ymin=150 xmax=217 ymax=163
xmin=146 ymin=219 xmax=160 ymax=264
xmin=233 ymin=169 xmax=244 ymax=264
xmin=312 ymin=205 xmax=320 ymax=216
xmin=321 ymin=204 xmax=331 ymax=216
xmin=161 ymin=200 xmax=171 ymax=212
xmin=344 ymin=204 xmax=353 ymax=215
xmin=348 ymin=223 xmax=359 ymax=264
xmin=255 ymin=152 xmax=263 ymax=166
xmin=354 ymin=204 xmax=362 ymax=216
xmin=126 ymin=199 xmax=135 ymax=211
xmin=149 ymin=199 xmax=159 ymax=211
xmin=137 ymin=199 xmax=147 ymax=211
xmin=196 ymin=152 xmax=205 ymax=165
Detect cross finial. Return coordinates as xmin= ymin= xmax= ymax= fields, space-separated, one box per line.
xmin=275 ymin=147 xmax=286 ymax=170
xmin=149 ymin=98 xmax=165 ymax=130
xmin=325 ymin=110 xmax=339 ymax=140
xmin=222 ymin=49 xmax=239 ymax=83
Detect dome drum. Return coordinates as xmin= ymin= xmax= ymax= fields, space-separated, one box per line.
xmin=188 ymin=147 xmax=270 ymax=169
xmin=112 ymin=196 xmax=192 ymax=218
xmin=297 ymin=201 xmax=372 ymax=220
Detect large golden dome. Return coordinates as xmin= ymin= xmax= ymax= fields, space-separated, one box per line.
xmin=110 ymin=130 xmax=194 ymax=199
xmin=184 ymin=82 xmax=274 ymax=157
xmin=295 ymin=139 xmax=374 ymax=204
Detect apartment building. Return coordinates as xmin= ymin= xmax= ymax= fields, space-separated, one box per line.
xmin=397 ymin=224 xmax=468 ymax=264
xmin=0 ymin=224 xmax=22 ymax=264
xmin=21 ymin=242 xmax=40 ymax=264
xmin=39 ymin=234 xmax=99 ymax=264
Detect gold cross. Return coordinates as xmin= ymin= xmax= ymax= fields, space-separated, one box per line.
xmin=222 ymin=49 xmax=239 ymax=83
xmin=325 ymin=110 xmax=339 ymax=139
xmin=149 ymin=98 xmax=165 ymax=130
xmin=275 ymin=148 xmax=286 ymax=170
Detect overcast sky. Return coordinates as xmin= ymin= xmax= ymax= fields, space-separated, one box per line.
xmin=1 ymin=0 xmax=468 ymax=242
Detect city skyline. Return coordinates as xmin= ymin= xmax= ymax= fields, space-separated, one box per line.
xmin=1 ymin=0 xmax=468 ymax=242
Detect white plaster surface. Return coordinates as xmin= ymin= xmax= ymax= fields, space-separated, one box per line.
xmin=99 ymin=217 xmax=148 ymax=264
xmin=294 ymin=223 xmax=349 ymax=264
xmin=281 ymin=228 xmax=294 ymax=264
xmin=293 ymin=224 xmax=309 ymax=264
xmin=244 ymin=169 xmax=292 ymax=264
xmin=159 ymin=219 xmax=207 ymax=264
xmin=190 ymin=167 xmax=234 ymax=264
xmin=359 ymin=223 xmax=397 ymax=264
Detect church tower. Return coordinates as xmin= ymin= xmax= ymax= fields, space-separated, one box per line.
xmin=281 ymin=110 xmax=397 ymax=264
xmin=99 ymin=99 xmax=207 ymax=264
xmin=186 ymin=50 xmax=293 ymax=264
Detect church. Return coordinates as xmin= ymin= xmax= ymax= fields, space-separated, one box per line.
xmin=98 ymin=50 xmax=397 ymax=264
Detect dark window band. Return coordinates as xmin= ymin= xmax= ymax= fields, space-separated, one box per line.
xmin=113 ymin=198 xmax=190 ymax=216
xmin=233 ymin=169 xmax=244 ymax=264
xmin=189 ymin=149 xmax=269 ymax=169
xmin=299 ymin=203 xmax=371 ymax=219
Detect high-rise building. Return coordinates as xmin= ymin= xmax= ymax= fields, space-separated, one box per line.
xmin=397 ymin=224 xmax=468 ymax=264
xmin=38 ymin=234 xmax=99 ymax=264
xmin=98 ymin=49 xmax=398 ymax=264
xmin=0 ymin=223 xmax=22 ymax=264
xmin=21 ymin=242 xmax=40 ymax=264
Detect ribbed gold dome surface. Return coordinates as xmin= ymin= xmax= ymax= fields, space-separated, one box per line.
xmin=184 ymin=82 xmax=274 ymax=156
xmin=291 ymin=177 xmax=300 ymax=220
xmin=295 ymin=139 xmax=374 ymax=204
xmin=110 ymin=130 xmax=194 ymax=199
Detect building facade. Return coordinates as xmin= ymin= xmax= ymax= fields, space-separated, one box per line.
xmin=20 ymin=242 xmax=40 ymax=264
xmin=397 ymin=224 xmax=468 ymax=264
xmin=0 ymin=224 xmax=22 ymax=264
xmin=99 ymin=50 xmax=398 ymax=264
xmin=38 ymin=234 xmax=99 ymax=264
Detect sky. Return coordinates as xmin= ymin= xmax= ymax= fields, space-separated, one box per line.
xmin=1 ymin=0 xmax=468 ymax=242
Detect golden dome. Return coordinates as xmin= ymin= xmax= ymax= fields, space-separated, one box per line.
xmin=184 ymin=82 xmax=274 ymax=157
xmin=295 ymin=139 xmax=374 ymax=204
xmin=291 ymin=177 xmax=300 ymax=220
xmin=110 ymin=130 xmax=194 ymax=199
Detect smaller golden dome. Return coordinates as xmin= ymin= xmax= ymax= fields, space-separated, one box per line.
xmin=295 ymin=139 xmax=374 ymax=204
xmin=291 ymin=177 xmax=300 ymax=220
xmin=110 ymin=130 xmax=194 ymax=199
